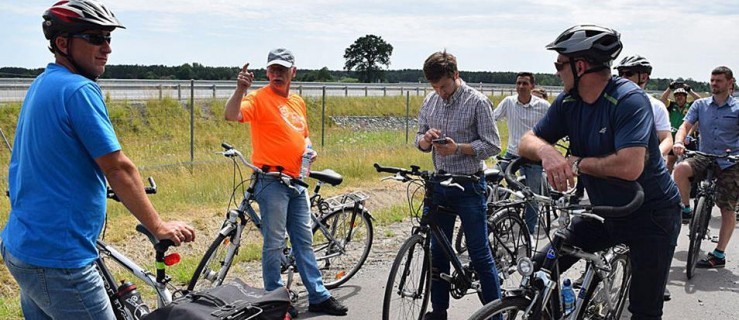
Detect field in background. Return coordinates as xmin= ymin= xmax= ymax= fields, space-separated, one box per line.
xmin=0 ymin=95 xmax=512 ymax=318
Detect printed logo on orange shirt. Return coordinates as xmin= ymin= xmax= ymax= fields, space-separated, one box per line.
xmin=279 ymin=105 xmax=306 ymax=133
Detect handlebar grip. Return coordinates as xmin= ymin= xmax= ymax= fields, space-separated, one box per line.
xmin=145 ymin=177 xmax=157 ymax=194
xmin=374 ymin=163 xmax=404 ymax=174
xmin=221 ymin=142 xmax=234 ymax=151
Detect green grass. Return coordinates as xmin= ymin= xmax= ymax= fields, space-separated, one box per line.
xmin=0 ymin=94 xmax=513 ymax=317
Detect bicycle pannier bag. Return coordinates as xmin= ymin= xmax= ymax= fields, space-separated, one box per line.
xmin=143 ymin=278 xmax=290 ymax=320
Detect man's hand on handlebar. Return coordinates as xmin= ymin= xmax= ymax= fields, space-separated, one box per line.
xmin=154 ymin=221 xmax=195 ymax=246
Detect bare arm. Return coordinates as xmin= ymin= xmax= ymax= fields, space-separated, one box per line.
xmin=574 ymin=146 xmax=646 ymax=181
xmin=688 ymin=90 xmax=702 ymax=100
xmin=224 ymin=63 xmax=254 ymax=122
xmin=659 ymin=88 xmax=671 ymax=106
xmin=672 ymin=121 xmax=694 ymax=156
xmin=519 ymin=130 xmax=575 ymax=191
xmin=657 ymin=130 xmax=673 ymax=156
xmin=96 ymin=151 xmax=194 ymax=245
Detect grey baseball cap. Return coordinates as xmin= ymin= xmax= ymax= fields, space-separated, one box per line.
xmin=266 ymin=48 xmax=294 ymax=68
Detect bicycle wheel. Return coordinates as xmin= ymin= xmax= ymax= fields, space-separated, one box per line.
xmin=687 ymin=196 xmax=708 ymax=279
xmin=188 ymin=226 xmax=240 ymax=292
xmin=489 ymin=207 xmax=531 ymax=291
xmin=582 ymin=245 xmax=631 ymax=320
xmin=383 ymin=234 xmax=430 ymax=320
xmin=467 ymin=296 xmax=534 ymax=320
xmin=312 ymin=207 xmax=374 ymax=289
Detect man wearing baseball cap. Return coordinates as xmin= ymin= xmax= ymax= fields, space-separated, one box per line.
xmin=224 ymin=48 xmax=349 ymax=317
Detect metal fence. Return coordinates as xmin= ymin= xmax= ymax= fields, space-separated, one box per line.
xmin=0 ymin=78 xmax=567 ymax=103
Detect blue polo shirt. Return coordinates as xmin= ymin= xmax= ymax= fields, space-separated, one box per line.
xmin=534 ymin=77 xmax=680 ymax=210
xmin=2 ymin=63 xmax=121 ymax=268
xmin=684 ymin=95 xmax=739 ymax=169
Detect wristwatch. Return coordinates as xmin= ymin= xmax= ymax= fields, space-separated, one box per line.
xmin=572 ymin=158 xmax=583 ymax=176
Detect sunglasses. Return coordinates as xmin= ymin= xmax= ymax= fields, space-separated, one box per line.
xmin=619 ymin=70 xmax=637 ymax=77
xmin=553 ymin=60 xmax=570 ymax=71
xmin=71 ymin=33 xmax=112 ymax=45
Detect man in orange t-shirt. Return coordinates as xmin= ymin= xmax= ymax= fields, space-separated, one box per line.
xmin=224 ymin=48 xmax=348 ymax=317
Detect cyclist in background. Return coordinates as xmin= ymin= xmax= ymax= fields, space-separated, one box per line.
xmin=224 ymin=48 xmax=348 ymax=317
xmin=672 ymin=66 xmax=739 ymax=269
xmin=519 ymin=24 xmax=681 ymax=319
xmin=493 ymin=72 xmax=550 ymax=235
xmin=415 ymin=50 xmax=502 ymax=320
xmin=1 ymin=1 xmax=194 ymax=319
xmin=661 ymin=81 xmax=702 ymax=172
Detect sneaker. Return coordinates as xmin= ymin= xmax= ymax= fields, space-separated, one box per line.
xmin=308 ymin=296 xmax=348 ymax=316
xmin=681 ymin=206 xmax=692 ymax=224
xmin=287 ymin=305 xmax=299 ymax=318
xmin=664 ymin=287 xmax=671 ymax=301
xmin=423 ymin=310 xmax=448 ymax=320
xmin=696 ymin=252 xmax=726 ymax=269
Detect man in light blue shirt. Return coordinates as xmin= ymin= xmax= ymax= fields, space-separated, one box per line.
xmin=493 ymin=72 xmax=550 ymax=233
xmin=673 ymin=66 xmax=739 ymax=269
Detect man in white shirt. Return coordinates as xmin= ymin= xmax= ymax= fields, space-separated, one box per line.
xmin=493 ymin=72 xmax=550 ymax=234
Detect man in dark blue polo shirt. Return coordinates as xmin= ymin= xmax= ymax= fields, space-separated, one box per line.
xmin=519 ymin=25 xmax=681 ymax=319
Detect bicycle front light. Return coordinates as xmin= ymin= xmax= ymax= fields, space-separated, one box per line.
xmin=517 ymin=257 xmax=534 ymax=277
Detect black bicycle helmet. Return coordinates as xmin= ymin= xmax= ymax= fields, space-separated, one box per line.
xmin=546 ymin=25 xmax=622 ymax=67
xmin=43 ymin=0 xmax=125 ymax=40
xmin=614 ymin=55 xmax=653 ymax=75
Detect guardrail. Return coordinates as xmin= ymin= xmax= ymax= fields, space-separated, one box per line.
xmin=0 ymin=78 xmax=565 ymax=103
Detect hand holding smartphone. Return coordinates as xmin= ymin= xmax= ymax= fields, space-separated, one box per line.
xmin=432 ymin=138 xmax=448 ymax=144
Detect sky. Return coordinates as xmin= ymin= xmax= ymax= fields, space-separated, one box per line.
xmin=2 ymin=0 xmax=738 ymax=82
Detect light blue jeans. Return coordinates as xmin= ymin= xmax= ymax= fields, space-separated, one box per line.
xmin=501 ymin=152 xmax=544 ymax=233
xmin=253 ymin=174 xmax=331 ymax=305
xmin=1 ymin=243 xmax=115 ymax=320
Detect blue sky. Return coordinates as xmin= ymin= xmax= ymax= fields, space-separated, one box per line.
xmin=2 ymin=0 xmax=738 ymax=82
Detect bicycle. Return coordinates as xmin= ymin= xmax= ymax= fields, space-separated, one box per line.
xmin=187 ymin=143 xmax=373 ymax=299
xmin=467 ymin=157 xmax=644 ymax=320
xmin=375 ymin=163 xmax=531 ymax=320
xmin=685 ymin=150 xmax=739 ymax=279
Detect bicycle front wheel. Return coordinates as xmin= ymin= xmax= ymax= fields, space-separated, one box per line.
xmin=582 ymin=245 xmax=631 ymax=320
xmin=312 ymin=207 xmax=374 ymax=289
xmin=188 ymin=226 xmax=239 ymax=292
xmin=467 ymin=296 xmax=533 ymax=320
xmin=383 ymin=234 xmax=430 ymax=320
xmin=687 ymin=196 xmax=708 ymax=279
xmin=489 ymin=207 xmax=531 ymax=291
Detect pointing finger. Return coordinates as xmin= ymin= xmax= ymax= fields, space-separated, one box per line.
xmin=242 ymin=63 xmax=250 ymax=72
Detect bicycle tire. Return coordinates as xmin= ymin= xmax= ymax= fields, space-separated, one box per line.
xmin=489 ymin=207 xmax=531 ymax=291
xmin=312 ymin=207 xmax=374 ymax=289
xmin=581 ymin=245 xmax=631 ymax=320
xmin=467 ymin=295 xmax=533 ymax=320
xmin=687 ymin=196 xmax=708 ymax=279
xmin=188 ymin=227 xmax=239 ymax=292
xmin=383 ymin=234 xmax=430 ymax=320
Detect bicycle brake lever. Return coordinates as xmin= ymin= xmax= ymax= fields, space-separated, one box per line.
xmin=440 ymin=178 xmax=465 ymax=191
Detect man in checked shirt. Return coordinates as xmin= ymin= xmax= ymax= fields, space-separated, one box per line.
xmin=415 ymin=50 xmax=502 ymax=320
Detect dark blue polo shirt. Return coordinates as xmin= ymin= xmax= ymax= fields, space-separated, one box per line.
xmin=534 ymin=77 xmax=680 ymax=210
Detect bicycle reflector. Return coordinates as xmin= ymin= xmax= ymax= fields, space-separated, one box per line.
xmin=164 ymin=253 xmax=181 ymax=266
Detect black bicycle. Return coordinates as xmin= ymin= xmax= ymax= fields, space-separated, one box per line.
xmin=685 ymin=150 xmax=738 ymax=279
xmin=467 ymin=157 xmax=643 ymax=320
xmin=376 ymin=163 xmax=531 ymax=320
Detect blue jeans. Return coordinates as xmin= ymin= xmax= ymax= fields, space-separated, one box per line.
xmin=1 ymin=243 xmax=115 ymax=320
xmin=533 ymin=203 xmax=681 ymax=320
xmin=253 ymin=174 xmax=331 ymax=305
xmin=500 ymin=152 xmax=544 ymax=233
xmin=426 ymin=177 xmax=501 ymax=311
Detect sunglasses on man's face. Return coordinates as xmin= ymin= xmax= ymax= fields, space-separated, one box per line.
xmin=71 ymin=33 xmax=112 ymax=45
xmin=553 ymin=60 xmax=570 ymax=72
xmin=618 ymin=70 xmax=637 ymax=77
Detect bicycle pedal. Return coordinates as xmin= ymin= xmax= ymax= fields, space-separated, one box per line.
xmin=711 ymin=235 xmax=719 ymax=243
xmin=439 ymin=273 xmax=453 ymax=282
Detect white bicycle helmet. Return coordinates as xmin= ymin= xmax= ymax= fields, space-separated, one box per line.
xmin=614 ymin=55 xmax=653 ymax=75
xmin=546 ymin=25 xmax=622 ymax=67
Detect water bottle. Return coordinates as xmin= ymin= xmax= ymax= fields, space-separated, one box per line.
xmin=561 ymin=278 xmax=575 ymax=316
xmin=115 ymin=280 xmax=150 ymax=319
xmin=299 ymin=145 xmax=313 ymax=180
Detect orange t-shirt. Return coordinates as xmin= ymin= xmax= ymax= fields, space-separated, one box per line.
xmin=239 ymin=86 xmax=309 ymax=177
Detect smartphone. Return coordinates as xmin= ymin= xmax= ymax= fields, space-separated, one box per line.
xmin=432 ymin=138 xmax=448 ymax=144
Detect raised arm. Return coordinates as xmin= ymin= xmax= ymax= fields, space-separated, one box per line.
xmin=225 ymin=63 xmax=254 ymax=122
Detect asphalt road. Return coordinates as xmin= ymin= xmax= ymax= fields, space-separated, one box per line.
xmin=290 ymin=204 xmax=739 ymax=319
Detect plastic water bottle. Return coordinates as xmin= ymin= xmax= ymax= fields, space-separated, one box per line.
xmin=299 ymin=145 xmax=313 ymax=180
xmin=115 ymin=280 xmax=150 ymax=319
xmin=561 ymin=278 xmax=575 ymax=316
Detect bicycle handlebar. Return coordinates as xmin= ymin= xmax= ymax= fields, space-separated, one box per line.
xmin=684 ymin=150 xmax=738 ymax=163
xmin=374 ymin=163 xmax=480 ymax=184
xmin=106 ymin=177 xmax=157 ymax=202
xmin=220 ymin=142 xmax=309 ymax=188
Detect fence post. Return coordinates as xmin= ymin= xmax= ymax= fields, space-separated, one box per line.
xmin=364 ymin=86 xmax=368 ymax=97
xmin=405 ymin=91 xmax=410 ymax=144
xmin=158 ymin=84 xmax=162 ymax=100
xmin=383 ymin=86 xmax=387 ymax=97
xmin=321 ymin=86 xmax=326 ymax=147
xmin=416 ymin=86 xmax=420 ymax=96
xmin=299 ymin=85 xmax=302 ymax=96
xmin=212 ymin=84 xmax=217 ymax=99
xmin=345 ymin=86 xmax=348 ymax=97
xmin=190 ymin=79 xmax=195 ymax=171
xmin=177 ymin=84 xmax=181 ymax=101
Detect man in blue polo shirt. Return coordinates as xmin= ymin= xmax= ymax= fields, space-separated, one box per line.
xmin=673 ymin=66 xmax=739 ymax=269
xmin=519 ymin=25 xmax=681 ymax=319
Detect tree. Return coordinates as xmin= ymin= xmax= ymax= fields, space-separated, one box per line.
xmin=343 ymin=34 xmax=393 ymax=83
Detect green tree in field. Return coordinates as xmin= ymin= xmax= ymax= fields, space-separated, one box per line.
xmin=344 ymin=34 xmax=393 ymax=83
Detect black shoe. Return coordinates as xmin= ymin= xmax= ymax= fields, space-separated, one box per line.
xmin=287 ymin=305 xmax=299 ymax=318
xmin=696 ymin=252 xmax=726 ymax=269
xmin=664 ymin=287 xmax=671 ymax=301
xmin=308 ymin=297 xmax=348 ymax=316
xmin=423 ymin=310 xmax=448 ymax=320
